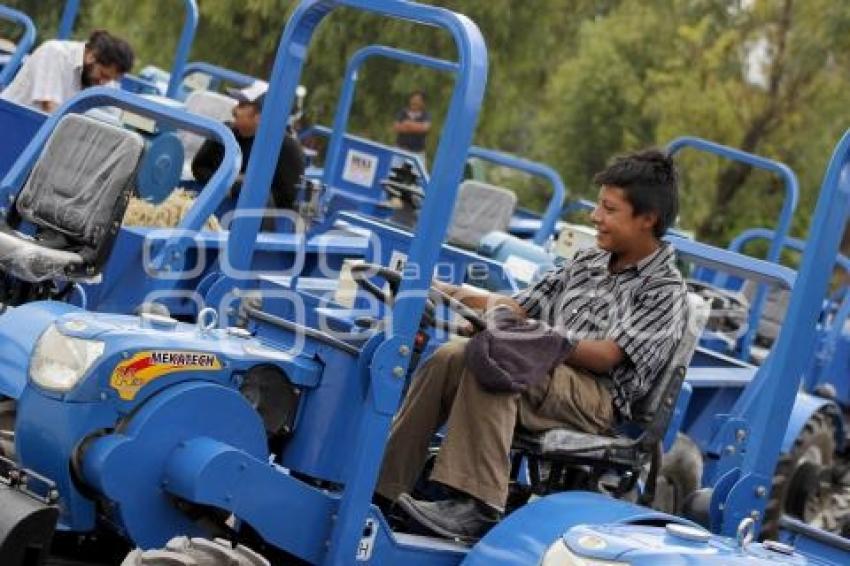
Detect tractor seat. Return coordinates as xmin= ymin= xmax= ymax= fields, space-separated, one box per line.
xmin=740 ymin=279 xmax=790 ymax=349
xmin=0 ymin=113 xmax=145 ymax=282
xmin=511 ymin=293 xmax=708 ymax=499
xmin=447 ymin=180 xmax=517 ymax=249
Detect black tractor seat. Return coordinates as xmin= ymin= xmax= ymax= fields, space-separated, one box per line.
xmin=0 ymin=113 xmax=145 ymax=282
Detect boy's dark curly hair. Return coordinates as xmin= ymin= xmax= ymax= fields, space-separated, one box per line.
xmin=593 ymin=148 xmax=679 ymax=237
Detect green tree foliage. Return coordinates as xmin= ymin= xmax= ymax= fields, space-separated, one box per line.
xmin=535 ymin=0 xmax=850 ymax=247
xmin=4 ymin=0 xmax=850 ymax=248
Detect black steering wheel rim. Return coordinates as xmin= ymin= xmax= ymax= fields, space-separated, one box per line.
xmin=380 ymin=179 xmax=425 ymax=208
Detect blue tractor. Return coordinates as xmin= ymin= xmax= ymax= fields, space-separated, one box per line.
xmin=0 ymin=2 xmax=848 ymax=566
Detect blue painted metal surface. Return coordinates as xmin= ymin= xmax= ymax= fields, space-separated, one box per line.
xmin=319 ymin=132 xmax=427 ymax=221
xmin=319 ymin=45 xmax=452 ymax=219
xmin=56 ymin=0 xmax=79 ymax=40
xmin=667 ymin=136 xmax=799 ymax=361
xmin=181 ymin=61 xmax=257 ymax=95
xmin=0 ymin=98 xmax=44 ymax=179
xmin=711 ymin=128 xmax=850 ymax=536
xmin=728 ymin=228 xmax=850 ymax=274
xmin=780 ymin=392 xmax=842 ymax=453
xmin=81 ymin=381 xmax=268 ymax=548
xmin=780 ymin=517 xmax=850 ymax=565
xmin=224 ymin=2 xmax=486 ymax=563
xmin=0 ymin=5 xmax=36 ymax=88
xmin=56 ymin=0 xmax=198 ymax=99
xmin=467 ymin=146 xmax=566 ymax=245
xmin=723 ymin=227 xmax=850 ymax=290
xmin=6 ymin=2 xmax=849 ymax=564
xmin=136 ymin=130 xmax=185 ymax=203
xmin=464 ymin=491 xmax=699 ymax=565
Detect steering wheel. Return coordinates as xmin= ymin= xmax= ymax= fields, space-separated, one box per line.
xmin=380 ymin=160 xmax=426 ymax=209
xmin=350 ymin=263 xmax=486 ymax=335
xmin=380 ymin=178 xmax=425 ymax=209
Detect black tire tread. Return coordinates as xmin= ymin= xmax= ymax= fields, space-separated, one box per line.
xmin=761 ymin=410 xmax=836 ymax=540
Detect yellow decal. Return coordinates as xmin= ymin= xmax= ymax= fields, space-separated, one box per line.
xmin=110 ymin=350 xmax=221 ymax=401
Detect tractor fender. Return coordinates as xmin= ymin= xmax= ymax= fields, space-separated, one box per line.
xmin=463 ymin=491 xmax=699 ymax=566
xmin=0 ymin=302 xmax=81 ymax=399
xmin=781 ymin=391 xmax=843 ymax=453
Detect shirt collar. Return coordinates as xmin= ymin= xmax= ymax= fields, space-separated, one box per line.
xmin=587 ymin=241 xmax=674 ymax=275
xmin=635 ymin=241 xmax=675 ymax=274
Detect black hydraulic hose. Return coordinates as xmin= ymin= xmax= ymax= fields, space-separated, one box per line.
xmin=243 ymin=304 xmax=360 ymax=356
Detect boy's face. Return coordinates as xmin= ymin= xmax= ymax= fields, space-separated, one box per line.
xmin=590 ymin=185 xmax=657 ymax=254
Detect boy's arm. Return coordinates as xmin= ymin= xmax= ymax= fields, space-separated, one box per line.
xmin=433 ymin=280 xmax=525 ymax=316
xmin=566 ymin=339 xmax=624 ymax=374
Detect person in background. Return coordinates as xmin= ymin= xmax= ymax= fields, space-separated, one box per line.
xmin=393 ymin=90 xmax=431 ymax=165
xmin=1 ymin=29 xmax=134 ymax=113
xmin=191 ymin=92 xmax=306 ymax=219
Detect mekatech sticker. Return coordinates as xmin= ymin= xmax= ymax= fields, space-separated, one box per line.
xmin=110 ymin=350 xmax=221 ymax=400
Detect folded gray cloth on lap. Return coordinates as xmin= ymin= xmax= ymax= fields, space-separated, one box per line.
xmin=465 ymin=306 xmax=575 ymax=393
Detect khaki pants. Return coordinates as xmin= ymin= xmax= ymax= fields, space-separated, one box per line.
xmin=376 ymin=339 xmax=614 ymax=509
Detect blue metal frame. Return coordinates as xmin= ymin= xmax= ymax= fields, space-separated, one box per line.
xmin=466 ymin=146 xmax=566 ymax=245
xmin=226 ymin=2 xmax=486 ymax=562
xmin=727 ymin=227 xmax=850 ymax=276
xmin=727 ymin=228 xmax=850 ymax=365
xmin=324 ymin=45 xmax=456 ymax=185
xmin=0 ymin=5 xmax=36 ymax=88
xmin=57 ymin=0 xmax=198 ymax=98
xmin=181 ymin=61 xmax=257 ymax=91
xmin=56 ymin=0 xmax=79 ymax=40
xmin=667 ymin=136 xmax=800 ymax=361
xmin=707 ymin=129 xmax=850 ymax=536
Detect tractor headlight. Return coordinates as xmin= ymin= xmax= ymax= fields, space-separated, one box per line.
xmin=540 ymin=538 xmax=628 ymax=566
xmin=29 ymin=324 xmax=105 ymax=392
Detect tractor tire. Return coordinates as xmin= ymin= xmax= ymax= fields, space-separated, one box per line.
xmin=761 ymin=410 xmax=836 ymax=540
xmin=121 ymin=537 xmax=269 ymax=566
xmin=653 ymin=434 xmax=703 ymax=515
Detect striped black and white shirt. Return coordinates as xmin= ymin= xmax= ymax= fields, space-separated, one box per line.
xmin=514 ymin=243 xmax=686 ymax=421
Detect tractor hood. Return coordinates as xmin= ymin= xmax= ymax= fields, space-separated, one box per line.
xmin=463 ymin=492 xmax=827 ymax=566
xmin=539 ymin=523 xmax=820 ymax=565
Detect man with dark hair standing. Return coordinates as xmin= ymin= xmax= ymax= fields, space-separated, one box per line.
xmin=393 ymin=90 xmax=431 ymax=164
xmin=192 ymin=94 xmax=306 ymax=215
xmin=1 ymin=29 xmax=134 ymax=113
xmin=375 ymin=149 xmax=688 ymax=540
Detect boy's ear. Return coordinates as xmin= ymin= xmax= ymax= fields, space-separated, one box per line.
xmin=639 ymin=211 xmax=658 ymax=232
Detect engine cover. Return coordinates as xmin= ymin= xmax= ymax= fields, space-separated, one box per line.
xmin=80 ymin=381 xmax=268 ymax=549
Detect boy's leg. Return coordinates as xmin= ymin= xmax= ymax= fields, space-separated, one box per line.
xmin=376 ymin=340 xmax=468 ymax=501
xmin=519 ymin=364 xmax=614 ymax=434
xmin=430 ymin=370 xmax=520 ymax=510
